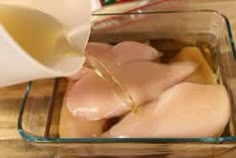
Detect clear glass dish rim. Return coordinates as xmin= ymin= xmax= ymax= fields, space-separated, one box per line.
xmin=18 ymin=10 xmax=236 ymax=144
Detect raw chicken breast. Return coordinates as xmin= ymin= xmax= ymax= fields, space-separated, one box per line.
xmin=86 ymin=42 xmax=114 ymax=67
xmin=111 ymin=41 xmax=162 ymax=65
xmin=66 ymin=61 xmax=197 ymax=120
xmin=103 ymin=82 xmax=230 ymax=138
xmin=71 ymin=41 xmax=162 ymax=81
xmin=114 ymin=61 xmax=198 ymax=106
xmin=172 ymin=47 xmax=216 ymax=84
xmin=67 ymin=72 xmax=127 ymax=120
xmin=59 ymin=101 xmax=106 ymax=138
xmin=86 ymin=41 xmax=162 ymax=67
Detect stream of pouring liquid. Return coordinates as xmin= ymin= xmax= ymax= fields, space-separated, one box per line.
xmin=84 ymin=54 xmax=138 ymax=112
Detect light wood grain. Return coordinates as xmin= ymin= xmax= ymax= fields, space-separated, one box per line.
xmin=0 ymin=83 xmax=25 ymax=140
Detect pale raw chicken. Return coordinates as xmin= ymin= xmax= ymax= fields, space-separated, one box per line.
xmin=114 ymin=61 xmax=197 ymax=106
xmin=59 ymin=101 xmax=106 ymax=138
xmin=111 ymin=41 xmax=162 ymax=65
xmin=66 ymin=61 xmax=197 ymax=120
xmin=171 ymin=47 xmax=216 ymax=84
xmin=86 ymin=42 xmax=114 ymax=67
xmin=86 ymin=41 xmax=162 ymax=67
xmin=67 ymin=71 xmax=127 ymax=120
xmin=71 ymin=41 xmax=162 ymax=81
xmin=103 ymin=82 xmax=230 ymax=138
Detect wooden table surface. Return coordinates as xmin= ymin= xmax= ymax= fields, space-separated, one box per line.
xmin=2 ymin=0 xmax=236 ymax=157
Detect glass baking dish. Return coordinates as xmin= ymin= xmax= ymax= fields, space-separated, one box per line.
xmin=18 ymin=10 xmax=236 ymax=157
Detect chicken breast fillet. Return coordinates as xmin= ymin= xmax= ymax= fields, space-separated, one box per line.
xmin=103 ymin=82 xmax=230 ymax=138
